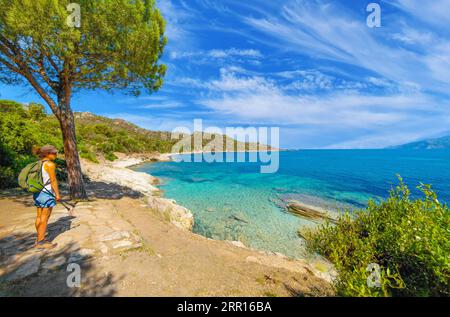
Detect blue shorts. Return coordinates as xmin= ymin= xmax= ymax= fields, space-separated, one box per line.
xmin=33 ymin=191 xmax=57 ymax=208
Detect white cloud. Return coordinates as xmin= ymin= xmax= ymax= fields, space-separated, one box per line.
xmin=391 ymin=0 xmax=450 ymax=27
xmin=155 ymin=0 xmax=450 ymax=148
xmin=137 ymin=102 xmax=184 ymax=110
xmin=239 ymin=0 xmax=450 ymax=96
xmin=173 ymin=67 xmax=449 ymax=148
xmin=158 ymin=0 xmax=194 ymax=49
xmin=170 ymin=48 xmax=263 ymax=61
xmin=101 ymin=112 xmax=195 ymax=133
xmin=191 ymin=69 xmax=438 ymax=126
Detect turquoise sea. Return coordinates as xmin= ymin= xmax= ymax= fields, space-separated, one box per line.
xmin=133 ymin=150 xmax=450 ymax=259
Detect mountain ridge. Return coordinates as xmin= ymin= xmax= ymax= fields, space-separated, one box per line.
xmin=389 ymin=135 xmax=450 ymax=149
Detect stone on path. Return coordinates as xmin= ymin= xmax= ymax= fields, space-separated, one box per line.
xmin=99 ymin=231 xmax=130 ymax=242
xmin=42 ymin=256 xmax=66 ymax=270
xmin=111 ymin=240 xmax=133 ymax=249
xmin=68 ymin=248 xmax=96 ymax=263
xmin=98 ymin=243 xmax=109 ymax=254
xmin=4 ymin=255 xmax=41 ymax=281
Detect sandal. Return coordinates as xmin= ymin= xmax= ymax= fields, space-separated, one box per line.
xmin=35 ymin=239 xmax=57 ymax=249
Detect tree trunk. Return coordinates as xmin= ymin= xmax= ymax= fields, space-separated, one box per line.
xmin=58 ymin=101 xmax=88 ymax=200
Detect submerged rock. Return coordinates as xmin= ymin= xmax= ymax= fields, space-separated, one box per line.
xmin=229 ymin=214 xmax=249 ymax=224
xmin=287 ymin=201 xmax=337 ymax=224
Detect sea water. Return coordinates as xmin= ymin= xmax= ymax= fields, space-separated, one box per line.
xmin=133 ymin=150 xmax=450 ymax=259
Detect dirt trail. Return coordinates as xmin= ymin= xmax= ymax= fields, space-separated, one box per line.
xmin=0 ymin=195 xmax=334 ymax=297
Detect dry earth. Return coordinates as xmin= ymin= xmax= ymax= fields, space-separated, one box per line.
xmin=0 ymin=193 xmax=335 ymax=297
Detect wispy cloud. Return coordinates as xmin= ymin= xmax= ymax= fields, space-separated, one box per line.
xmin=239 ymin=0 xmax=450 ymax=95
xmin=167 ymin=67 xmax=448 ymax=148
xmin=136 ymin=102 xmax=184 ymax=110
xmin=169 ymin=48 xmax=263 ymax=66
xmin=148 ymin=0 xmax=450 ymax=148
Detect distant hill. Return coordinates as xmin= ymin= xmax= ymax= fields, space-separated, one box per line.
xmin=0 ymin=99 xmax=271 ymax=188
xmin=389 ymin=135 xmax=450 ymax=149
xmin=0 ymin=99 xmax=270 ymax=163
xmin=74 ymin=111 xmax=270 ymax=159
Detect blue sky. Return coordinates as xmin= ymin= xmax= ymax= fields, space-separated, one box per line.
xmin=1 ymin=0 xmax=450 ymax=149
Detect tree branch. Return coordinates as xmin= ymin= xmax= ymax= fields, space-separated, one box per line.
xmin=0 ymin=56 xmax=22 ymax=74
xmin=0 ymin=36 xmax=60 ymax=118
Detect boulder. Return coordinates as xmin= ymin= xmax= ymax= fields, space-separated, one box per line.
xmin=147 ymin=196 xmax=194 ymax=231
xmin=81 ymin=159 xmax=159 ymax=196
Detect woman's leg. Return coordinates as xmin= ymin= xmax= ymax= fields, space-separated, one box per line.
xmin=35 ymin=208 xmax=43 ymax=243
xmin=36 ymin=207 xmax=52 ymax=243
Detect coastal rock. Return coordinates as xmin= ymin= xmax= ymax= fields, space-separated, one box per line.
xmin=228 ymin=240 xmax=246 ymax=248
xmin=81 ymin=155 xmax=194 ymax=232
xmin=81 ymin=159 xmax=159 ymax=196
xmin=245 ymin=254 xmax=336 ymax=283
xmin=147 ymin=196 xmax=194 ymax=231
xmin=286 ymin=201 xmax=337 ymax=224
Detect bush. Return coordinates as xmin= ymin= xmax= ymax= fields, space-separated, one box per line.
xmin=0 ymin=166 xmax=16 ymax=188
xmin=104 ymin=152 xmax=118 ymax=161
xmin=79 ymin=149 xmax=99 ymax=163
xmin=306 ymin=179 xmax=450 ymax=297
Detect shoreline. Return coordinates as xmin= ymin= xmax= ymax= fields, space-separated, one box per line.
xmin=103 ymin=151 xmax=340 ymax=236
xmin=113 ymin=149 xmax=284 ymax=169
xmin=82 ymin=152 xmax=336 ymax=276
xmin=0 ymin=196 xmax=335 ymax=295
xmin=0 ymin=151 xmax=337 ymax=291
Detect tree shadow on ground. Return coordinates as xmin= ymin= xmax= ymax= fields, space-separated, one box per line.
xmin=84 ymin=180 xmax=143 ymax=200
xmin=0 ymin=232 xmax=124 ymax=296
xmin=1 ymin=179 xmax=143 ymax=207
xmin=0 ymin=216 xmax=74 ymax=258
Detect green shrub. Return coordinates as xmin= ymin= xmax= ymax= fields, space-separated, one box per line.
xmin=27 ymin=103 xmax=47 ymax=121
xmin=306 ymin=179 xmax=450 ymax=297
xmin=79 ymin=149 xmax=99 ymax=163
xmin=104 ymin=152 xmax=118 ymax=161
xmin=0 ymin=166 xmax=16 ymax=189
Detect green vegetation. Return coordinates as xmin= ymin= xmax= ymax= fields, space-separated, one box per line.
xmin=0 ymin=99 xmax=263 ymax=189
xmin=0 ymin=0 xmax=167 ymax=198
xmin=306 ymin=179 xmax=449 ymax=297
xmin=0 ymin=100 xmax=177 ymax=188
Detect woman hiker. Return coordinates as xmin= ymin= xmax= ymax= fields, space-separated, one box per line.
xmin=32 ymin=145 xmax=61 ymax=249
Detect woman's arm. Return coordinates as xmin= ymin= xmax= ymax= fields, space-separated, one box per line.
xmin=45 ymin=162 xmax=61 ymax=201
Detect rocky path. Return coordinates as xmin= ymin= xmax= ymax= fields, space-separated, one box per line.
xmin=0 ymin=196 xmax=335 ymax=297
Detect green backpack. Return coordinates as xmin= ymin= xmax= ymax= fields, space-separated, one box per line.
xmin=18 ymin=161 xmax=46 ymax=193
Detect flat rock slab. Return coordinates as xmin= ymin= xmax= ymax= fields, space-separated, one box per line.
xmin=4 ymin=256 xmax=41 ymax=282
xmin=68 ymin=248 xmax=96 ymax=263
xmin=112 ymin=240 xmax=134 ymax=249
xmin=42 ymin=256 xmax=66 ymax=270
xmin=99 ymin=231 xmax=130 ymax=242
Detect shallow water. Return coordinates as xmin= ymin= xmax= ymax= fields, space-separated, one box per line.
xmin=134 ymin=150 xmax=450 ymax=259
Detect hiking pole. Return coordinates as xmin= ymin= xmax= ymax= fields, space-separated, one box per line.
xmin=41 ymin=187 xmax=77 ymax=215
xmin=39 ymin=180 xmax=76 ymax=207
xmin=30 ymin=183 xmax=76 ymax=215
